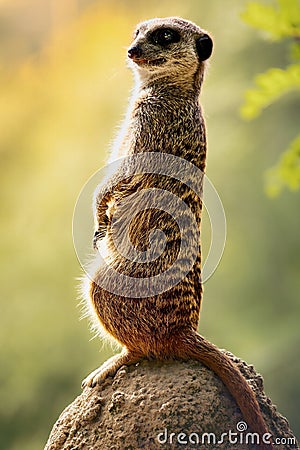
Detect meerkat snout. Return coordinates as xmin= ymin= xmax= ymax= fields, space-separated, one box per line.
xmin=128 ymin=46 xmax=143 ymax=60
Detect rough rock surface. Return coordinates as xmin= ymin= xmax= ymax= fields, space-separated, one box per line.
xmin=45 ymin=352 xmax=298 ymax=450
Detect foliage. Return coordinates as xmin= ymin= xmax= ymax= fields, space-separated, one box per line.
xmin=266 ymin=134 xmax=300 ymax=196
xmin=241 ymin=0 xmax=300 ymax=196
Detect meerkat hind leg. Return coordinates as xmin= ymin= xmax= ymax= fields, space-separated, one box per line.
xmin=82 ymin=349 xmax=142 ymax=388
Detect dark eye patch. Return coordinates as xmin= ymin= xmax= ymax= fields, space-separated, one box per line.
xmin=150 ymin=28 xmax=180 ymax=46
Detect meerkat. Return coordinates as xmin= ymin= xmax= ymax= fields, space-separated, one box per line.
xmin=82 ymin=17 xmax=272 ymax=449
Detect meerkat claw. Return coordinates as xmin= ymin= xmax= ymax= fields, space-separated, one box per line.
xmin=81 ymin=366 xmax=110 ymax=389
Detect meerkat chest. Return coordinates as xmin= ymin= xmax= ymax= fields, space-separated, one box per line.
xmin=129 ymin=95 xmax=204 ymax=158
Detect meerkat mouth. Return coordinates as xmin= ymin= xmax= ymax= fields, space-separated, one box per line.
xmin=133 ymin=57 xmax=166 ymax=66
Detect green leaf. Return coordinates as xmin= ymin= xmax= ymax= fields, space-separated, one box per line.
xmin=290 ymin=41 xmax=300 ymax=61
xmin=241 ymin=0 xmax=300 ymax=40
xmin=240 ymin=64 xmax=300 ymax=119
xmin=265 ymin=134 xmax=300 ymax=196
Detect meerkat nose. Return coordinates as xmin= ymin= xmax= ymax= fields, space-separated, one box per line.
xmin=128 ymin=46 xmax=143 ymax=59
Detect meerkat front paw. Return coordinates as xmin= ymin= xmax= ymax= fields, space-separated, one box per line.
xmin=93 ymin=214 xmax=109 ymax=250
xmin=93 ymin=227 xmax=107 ymax=250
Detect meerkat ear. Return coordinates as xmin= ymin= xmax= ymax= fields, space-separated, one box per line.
xmin=196 ymin=34 xmax=213 ymax=61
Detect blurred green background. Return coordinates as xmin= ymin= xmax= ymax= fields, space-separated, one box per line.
xmin=0 ymin=0 xmax=299 ymax=449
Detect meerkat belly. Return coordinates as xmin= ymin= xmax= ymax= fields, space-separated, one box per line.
xmin=105 ymin=191 xmax=202 ymax=276
xmin=90 ymin=264 xmax=201 ymax=353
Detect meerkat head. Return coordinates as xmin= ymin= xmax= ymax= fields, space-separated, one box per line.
xmin=127 ymin=17 xmax=213 ymax=87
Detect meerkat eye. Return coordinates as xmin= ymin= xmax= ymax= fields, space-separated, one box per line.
xmin=150 ymin=28 xmax=180 ymax=46
xmin=134 ymin=29 xmax=140 ymax=39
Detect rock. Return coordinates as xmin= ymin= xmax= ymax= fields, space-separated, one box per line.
xmin=45 ymin=353 xmax=298 ymax=449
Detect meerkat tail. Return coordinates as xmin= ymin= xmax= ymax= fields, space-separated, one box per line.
xmin=172 ymin=329 xmax=273 ymax=450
